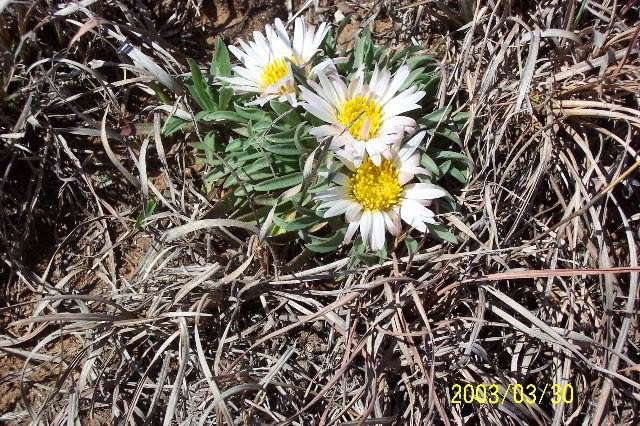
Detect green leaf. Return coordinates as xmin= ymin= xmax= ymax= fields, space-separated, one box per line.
xmin=226 ymin=138 xmax=243 ymax=152
xmin=210 ymin=36 xmax=231 ymax=77
xmin=399 ymin=67 xmax=426 ymax=92
xmin=270 ymin=100 xmax=302 ymax=126
xmin=428 ymin=224 xmax=458 ymax=244
xmin=422 ymin=74 xmax=441 ymax=100
xmin=291 ymin=198 xmax=318 ymax=216
xmin=254 ymin=172 xmax=303 ymax=192
xmin=406 ymin=54 xmax=434 ymax=71
xmin=347 ymin=239 xmax=366 ymax=268
xmin=206 ymin=186 xmax=239 ymax=217
xmin=302 ymin=228 xmax=346 ymax=253
xmin=420 ymin=153 xmax=440 ymax=176
xmin=439 ymin=159 xmax=452 ymax=175
xmin=239 ymin=158 xmax=271 ymax=175
xmin=435 ymin=128 xmax=462 ymax=145
xmin=187 ymin=58 xmax=217 ymax=112
xmin=228 ymin=151 xmax=265 ymax=163
xmin=369 ymin=44 xmax=383 ymax=64
xmin=269 ymin=100 xmax=290 ymax=116
xmin=293 ymin=123 xmax=317 ymax=150
xmin=389 ymin=45 xmax=424 ymax=66
xmin=147 ymin=82 xmax=172 ymax=105
xmin=163 ymin=116 xmax=189 ymax=136
xmin=235 ymin=104 xmax=270 ymax=122
xmin=356 ymin=253 xmax=382 ymax=265
xmin=135 ymin=198 xmax=157 ymax=229
xmin=196 ymin=110 xmax=247 ymax=124
xmin=353 ymin=29 xmax=369 ymax=69
xmin=434 ymin=150 xmax=473 ymax=164
xmin=362 ymin=29 xmax=374 ymax=66
xmin=449 ymin=167 xmax=468 ymax=184
xmin=272 ymin=214 xmax=320 ymax=232
xmin=203 ymin=131 xmax=217 ymax=163
xmin=321 ymin=29 xmax=336 ymax=57
xmin=451 ymin=111 xmax=471 ymax=123
xmin=404 ymin=235 xmax=419 ymax=256
xmin=224 ymin=171 xmax=275 ymax=188
xmin=253 ymin=195 xmax=280 ymax=207
xmin=218 ymin=85 xmax=234 ymax=110
xmin=264 ymin=127 xmax=297 ymax=144
xmin=263 ymin=143 xmax=305 ymax=156
xmin=419 ymin=107 xmax=451 ymax=128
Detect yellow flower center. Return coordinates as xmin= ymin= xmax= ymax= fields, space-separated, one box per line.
xmin=261 ymin=58 xmax=293 ymax=93
xmin=337 ymin=96 xmax=382 ymax=141
xmin=350 ymin=158 xmax=402 ymax=211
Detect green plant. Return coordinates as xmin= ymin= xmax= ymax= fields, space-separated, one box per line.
xmin=165 ymin=19 xmax=471 ymax=267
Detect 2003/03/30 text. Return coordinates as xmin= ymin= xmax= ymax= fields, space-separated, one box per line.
xmin=451 ymin=383 xmax=574 ymax=405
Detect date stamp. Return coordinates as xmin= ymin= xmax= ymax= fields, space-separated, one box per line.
xmin=451 ymin=383 xmax=574 ymax=405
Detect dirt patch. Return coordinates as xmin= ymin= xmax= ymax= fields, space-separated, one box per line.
xmin=121 ymin=234 xmax=153 ymax=280
xmin=0 ymin=354 xmax=23 ymax=421
xmin=0 ymin=351 xmax=62 ymax=425
xmin=142 ymin=0 xmax=289 ymax=61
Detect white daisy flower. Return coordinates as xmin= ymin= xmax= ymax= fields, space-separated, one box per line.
xmin=220 ymin=17 xmax=330 ymax=106
xmin=300 ymin=64 xmax=425 ymax=167
xmin=315 ymin=131 xmax=446 ymax=251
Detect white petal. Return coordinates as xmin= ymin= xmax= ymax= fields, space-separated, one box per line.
xmin=351 ymin=141 xmax=367 ymax=167
xmin=359 ymin=210 xmax=373 ymax=247
xmin=383 ymin=210 xmax=400 ymax=236
xmin=304 ymin=103 xmax=336 ymax=123
xmin=383 ymin=90 xmax=425 ymax=116
xmin=365 ymin=138 xmax=390 ymax=165
xmin=370 ymin=211 xmax=386 ymax=250
xmin=400 ymin=211 xmax=427 ymax=232
xmin=233 ymin=65 xmax=262 ymax=83
xmin=228 ymin=44 xmax=247 ymax=61
xmin=300 ymin=88 xmax=335 ymax=122
xmin=369 ymin=64 xmax=380 ymax=89
xmin=397 ymin=131 xmax=426 ymax=160
xmin=344 ymin=202 xmax=362 ymax=222
xmin=344 ymin=217 xmax=360 ymax=244
xmin=397 ymin=168 xmax=427 ymax=185
xmin=318 ymin=70 xmax=343 ymax=107
xmin=334 ymin=149 xmax=358 ymax=171
xmin=359 ymin=117 xmax=371 ymax=141
xmin=330 ymin=134 xmax=349 ymax=149
xmin=333 ymin=172 xmax=351 ymax=187
xmin=374 ymin=68 xmax=393 ymax=100
xmin=315 ymin=186 xmax=348 ymax=201
xmin=312 ymin=22 xmax=330 ymax=53
xmin=368 ymin=150 xmax=382 ymax=167
xmin=383 ymin=115 xmax=417 ymax=130
xmin=403 ymin=183 xmax=447 ymax=200
xmin=292 ymin=17 xmax=304 ymax=57
xmin=329 ymin=73 xmax=349 ymax=96
xmin=246 ymin=93 xmax=277 ymax=106
xmin=309 ymin=124 xmax=338 ymax=138
xmin=309 ymin=58 xmax=338 ymax=79
xmin=323 ymin=199 xmax=354 ymax=217
xmin=382 ymin=66 xmax=410 ymax=102
xmin=399 ymin=199 xmax=437 ymax=232
xmin=347 ymin=69 xmax=364 ymax=98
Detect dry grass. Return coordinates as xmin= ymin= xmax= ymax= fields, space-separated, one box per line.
xmin=1 ymin=0 xmax=639 ymax=425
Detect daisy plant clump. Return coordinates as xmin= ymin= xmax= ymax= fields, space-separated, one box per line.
xmin=164 ymin=17 xmax=472 ymax=265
